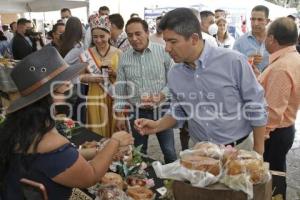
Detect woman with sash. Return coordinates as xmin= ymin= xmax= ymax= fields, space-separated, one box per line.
xmin=81 ymin=15 xmax=122 ymax=137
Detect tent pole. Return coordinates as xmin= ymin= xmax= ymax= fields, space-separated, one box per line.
xmin=86 ymin=0 xmax=90 ymax=17
xmin=43 ymin=12 xmax=46 ymax=35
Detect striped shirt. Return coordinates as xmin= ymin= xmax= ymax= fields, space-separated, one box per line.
xmin=258 ymin=45 xmax=300 ymax=134
xmin=114 ymin=42 xmax=173 ymax=110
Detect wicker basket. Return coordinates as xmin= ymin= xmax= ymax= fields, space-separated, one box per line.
xmin=69 ymin=188 xmax=93 ymax=200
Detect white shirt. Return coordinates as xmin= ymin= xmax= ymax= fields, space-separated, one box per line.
xmin=149 ymin=33 xmax=166 ymax=46
xmin=202 ymin=32 xmax=218 ymax=47
xmin=216 ymin=34 xmax=235 ymax=49
xmin=3 ymin=30 xmax=14 ymax=42
xmin=84 ymin=26 xmax=92 ymax=50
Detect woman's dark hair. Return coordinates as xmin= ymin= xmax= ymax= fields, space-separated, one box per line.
xmin=52 ymin=23 xmax=65 ymax=34
xmin=59 ymin=17 xmax=83 ymax=57
xmin=0 ymin=95 xmax=55 ymax=185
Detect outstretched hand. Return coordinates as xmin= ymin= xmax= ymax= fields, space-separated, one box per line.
xmin=134 ymin=118 xmax=159 ymax=135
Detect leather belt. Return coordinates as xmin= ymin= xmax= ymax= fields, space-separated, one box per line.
xmin=226 ymin=134 xmax=249 ymax=147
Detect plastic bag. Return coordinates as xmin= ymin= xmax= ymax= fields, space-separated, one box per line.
xmin=192 ymin=142 xmax=224 ymax=159
xmin=152 ymin=159 xmax=222 ymax=188
xmin=221 ymin=150 xmax=271 ymax=199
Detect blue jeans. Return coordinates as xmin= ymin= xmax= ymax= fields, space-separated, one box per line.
xmin=130 ymin=105 xmax=177 ymax=163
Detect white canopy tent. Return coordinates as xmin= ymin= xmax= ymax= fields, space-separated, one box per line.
xmin=89 ymin=0 xmax=297 ymax=22
xmin=0 ymin=0 xmax=88 ymax=13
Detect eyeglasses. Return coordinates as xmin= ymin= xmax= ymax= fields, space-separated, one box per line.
xmin=250 ymin=17 xmax=266 ymax=22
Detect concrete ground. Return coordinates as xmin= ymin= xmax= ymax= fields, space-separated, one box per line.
xmin=147 ymin=129 xmax=181 ymax=162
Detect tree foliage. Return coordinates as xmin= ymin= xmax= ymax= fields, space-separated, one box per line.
xmin=265 ymin=0 xmax=300 ymax=8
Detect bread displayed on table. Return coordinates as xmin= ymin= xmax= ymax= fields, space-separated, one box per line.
xmin=192 ymin=142 xmax=223 ymax=159
xmin=127 ymin=186 xmax=154 ymax=200
xmin=97 ymin=184 xmax=127 ymax=200
xmin=179 ymin=142 xmax=222 ymax=176
xmin=100 ymin=172 xmax=124 ymax=190
xmin=226 ymin=159 xmax=246 ymax=176
xmin=113 ymin=145 xmax=133 ymax=162
xmin=126 ymin=175 xmax=147 ymax=187
xmin=180 ymin=154 xmax=221 ymax=176
xmin=224 ymin=150 xmax=269 ymax=184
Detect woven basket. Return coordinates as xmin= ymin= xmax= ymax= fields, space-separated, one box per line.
xmin=69 ymin=188 xmax=93 ymax=200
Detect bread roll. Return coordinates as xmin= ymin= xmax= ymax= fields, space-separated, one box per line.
xmin=225 ymin=156 xmax=267 ymax=184
xmin=180 ymin=154 xmax=221 ymax=176
xmin=101 ymin=172 xmax=124 ymax=190
xmin=193 ymin=142 xmax=222 ymax=159
xmin=226 ymin=159 xmax=246 ymax=176
xmin=113 ymin=145 xmax=132 ymax=162
xmin=127 ymin=176 xmax=147 ymax=187
xmin=98 ymin=185 xmax=125 ymax=200
xmin=127 ymin=186 xmax=153 ymax=200
xmin=244 ymin=158 xmax=266 ymax=184
xmin=237 ymin=150 xmax=262 ymax=160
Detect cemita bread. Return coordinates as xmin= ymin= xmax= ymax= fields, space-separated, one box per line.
xmin=243 ymin=158 xmax=267 ymax=184
xmin=180 ymin=154 xmax=221 ymax=176
xmin=97 ymin=184 xmax=127 ymax=200
xmin=127 ymin=186 xmax=154 ymax=200
xmin=226 ymin=159 xmax=246 ymax=176
xmin=101 ymin=172 xmax=124 ymax=190
xmin=224 ymin=150 xmax=268 ymax=184
xmin=192 ymin=142 xmax=223 ymax=159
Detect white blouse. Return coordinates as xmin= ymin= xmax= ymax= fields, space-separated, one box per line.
xmin=215 ymin=33 xmax=235 ymax=49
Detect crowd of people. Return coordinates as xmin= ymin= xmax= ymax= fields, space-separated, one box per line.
xmin=0 ymin=4 xmax=300 ymax=200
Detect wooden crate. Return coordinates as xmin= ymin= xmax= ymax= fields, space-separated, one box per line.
xmin=173 ymin=178 xmax=272 ymax=200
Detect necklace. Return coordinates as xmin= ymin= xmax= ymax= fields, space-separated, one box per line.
xmin=97 ymin=45 xmax=111 ymax=58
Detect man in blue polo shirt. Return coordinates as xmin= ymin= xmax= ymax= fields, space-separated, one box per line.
xmin=135 ymin=8 xmax=268 ymax=155
xmin=233 ymin=5 xmax=270 ymax=72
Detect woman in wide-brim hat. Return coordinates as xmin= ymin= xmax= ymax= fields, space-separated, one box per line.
xmin=0 ymin=47 xmax=133 ymax=200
